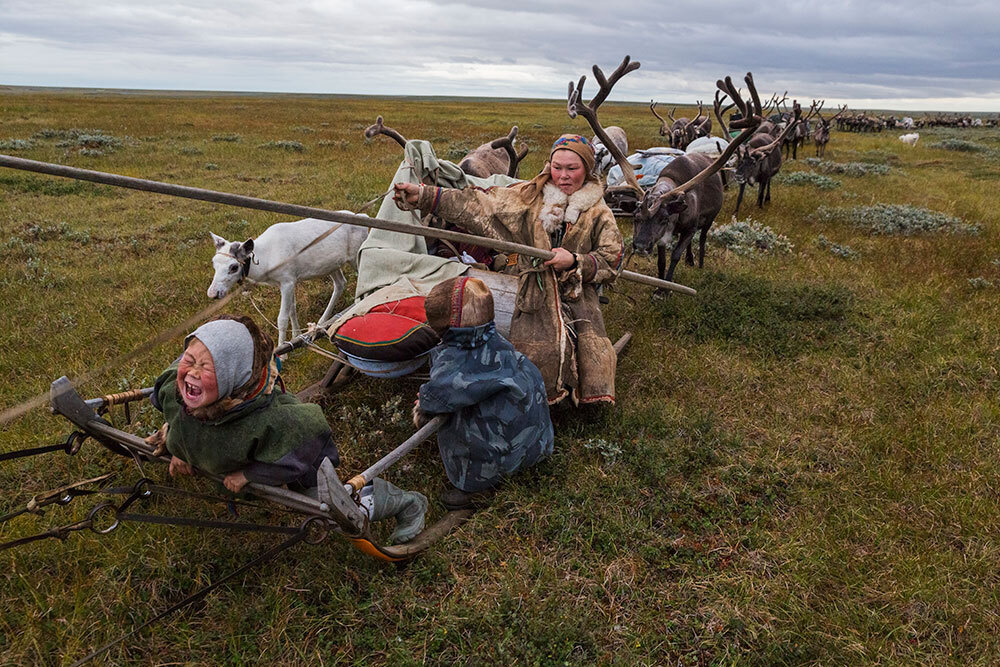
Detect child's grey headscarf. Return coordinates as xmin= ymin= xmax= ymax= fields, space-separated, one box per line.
xmin=185 ymin=320 xmax=254 ymax=399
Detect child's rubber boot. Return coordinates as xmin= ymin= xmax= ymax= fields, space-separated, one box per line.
xmin=371 ymin=478 xmax=428 ymax=544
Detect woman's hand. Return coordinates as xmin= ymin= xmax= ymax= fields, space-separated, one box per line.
xmin=393 ymin=182 xmax=422 ymax=210
xmin=169 ymin=456 xmax=194 ymax=477
xmin=544 ymin=247 xmax=576 ymax=271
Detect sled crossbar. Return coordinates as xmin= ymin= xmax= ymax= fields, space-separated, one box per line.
xmin=48 ymin=377 xmax=457 ymax=560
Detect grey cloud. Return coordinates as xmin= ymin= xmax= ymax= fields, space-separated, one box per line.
xmin=1 ymin=0 xmax=999 ymax=109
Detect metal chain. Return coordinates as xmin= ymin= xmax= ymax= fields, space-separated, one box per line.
xmin=0 ymin=431 xmax=87 ymax=463
xmin=0 ymin=472 xmax=116 ymax=524
xmin=0 ymin=478 xmax=316 ymax=551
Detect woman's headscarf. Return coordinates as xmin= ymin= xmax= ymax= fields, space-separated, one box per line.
xmin=518 ymin=134 xmax=598 ymax=203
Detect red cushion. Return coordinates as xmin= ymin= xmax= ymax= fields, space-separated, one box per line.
xmin=333 ymin=296 xmax=439 ymax=362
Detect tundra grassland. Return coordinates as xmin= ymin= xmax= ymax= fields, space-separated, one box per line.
xmin=2 ymin=90 xmax=1000 ymax=665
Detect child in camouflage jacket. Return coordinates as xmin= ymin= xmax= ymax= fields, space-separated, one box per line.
xmin=414 ymin=277 xmax=553 ymax=509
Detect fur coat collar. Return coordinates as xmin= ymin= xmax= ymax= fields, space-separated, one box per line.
xmin=538 ymin=181 xmax=605 ymax=235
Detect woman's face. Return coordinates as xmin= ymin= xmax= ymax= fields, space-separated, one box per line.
xmin=177 ymin=338 xmax=220 ymax=409
xmin=550 ymin=149 xmax=587 ymax=195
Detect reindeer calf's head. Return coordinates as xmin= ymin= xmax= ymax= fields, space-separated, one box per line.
xmin=734 ymin=151 xmax=761 ymax=186
xmin=670 ymin=126 xmax=686 ymax=149
xmin=632 ymin=188 xmax=688 ymax=255
xmin=207 ymin=232 xmax=254 ymax=299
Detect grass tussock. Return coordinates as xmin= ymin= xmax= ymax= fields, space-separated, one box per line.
xmin=656 ymin=271 xmax=854 ymax=358
xmin=813 ymin=203 xmax=981 ymax=236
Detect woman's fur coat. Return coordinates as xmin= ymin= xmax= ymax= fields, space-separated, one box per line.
xmin=415 ymin=178 xmax=624 ymax=404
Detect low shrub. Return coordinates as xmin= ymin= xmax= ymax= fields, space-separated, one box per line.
xmin=774 ymin=171 xmax=841 ymax=189
xmin=816 ymin=234 xmax=858 ymax=259
xmin=32 ymin=127 xmax=102 ymax=140
xmin=56 ymin=133 xmax=123 ymax=151
xmin=709 ymin=219 xmax=793 ymax=255
xmin=0 ymin=139 xmax=35 ymax=151
xmin=802 ymin=158 xmax=890 ymax=176
xmin=813 ymin=203 xmax=980 ymax=236
xmin=929 ymin=139 xmax=987 ymax=152
xmin=259 ymin=140 xmax=305 ymax=152
xmin=211 ymin=134 xmax=242 ymax=142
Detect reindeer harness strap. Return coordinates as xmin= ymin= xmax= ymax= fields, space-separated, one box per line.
xmin=216 ymin=249 xmax=255 ymax=282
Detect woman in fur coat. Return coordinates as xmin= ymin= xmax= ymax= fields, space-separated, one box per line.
xmin=394 ymin=134 xmax=624 ymax=405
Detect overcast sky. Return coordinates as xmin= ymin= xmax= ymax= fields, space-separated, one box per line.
xmin=2 ymin=0 xmax=999 ymax=112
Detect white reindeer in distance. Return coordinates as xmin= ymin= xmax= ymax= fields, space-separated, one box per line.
xmin=207 ymin=217 xmax=369 ymax=348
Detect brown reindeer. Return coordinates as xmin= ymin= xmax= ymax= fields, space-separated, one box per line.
xmin=458 ymin=126 xmax=530 ymax=178
xmin=685 ymin=101 xmax=713 ymax=146
xmin=650 ymin=101 xmax=711 ymax=150
xmin=569 ymin=57 xmax=763 ymax=288
xmin=813 ymin=104 xmax=848 ymax=158
xmin=731 ymin=99 xmax=820 ymax=216
xmin=630 ymin=76 xmax=763 ymax=287
xmin=363 ymin=116 xmax=528 ymax=178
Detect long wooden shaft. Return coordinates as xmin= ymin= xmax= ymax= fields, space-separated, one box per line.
xmin=344 ymin=415 xmax=446 ymax=492
xmin=0 ymin=154 xmax=695 ymax=296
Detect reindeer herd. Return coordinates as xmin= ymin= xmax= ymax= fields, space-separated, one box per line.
xmin=210 ymin=55 xmax=922 ymax=328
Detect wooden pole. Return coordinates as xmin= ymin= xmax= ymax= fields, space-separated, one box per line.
xmin=343 ymin=415 xmax=446 ymax=492
xmin=0 ymin=154 xmax=696 ymax=296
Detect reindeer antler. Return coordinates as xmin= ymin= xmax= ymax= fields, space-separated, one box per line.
xmin=568 ymin=55 xmax=642 ymax=196
xmin=714 ymin=89 xmax=735 ymax=138
xmin=694 ymin=100 xmax=711 ymax=133
xmin=762 ymin=91 xmax=788 ymax=116
xmin=650 ymin=101 xmax=670 ymax=136
xmin=668 ymin=72 xmax=763 ymax=197
xmin=363 ymin=115 xmax=407 ymax=148
xmin=751 ymin=99 xmax=820 ymax=156
xmin=490 ymin=125 xmax=528 ymax=178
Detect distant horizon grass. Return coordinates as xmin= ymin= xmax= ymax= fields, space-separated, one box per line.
xmin=2 ymin=91 xmax=1000 ymax=665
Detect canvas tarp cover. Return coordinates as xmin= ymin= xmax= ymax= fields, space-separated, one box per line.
xmin=326 ymin=140 xmax=519 ymax=337
xmin=606 ymin=147 xmax=685 ymax=188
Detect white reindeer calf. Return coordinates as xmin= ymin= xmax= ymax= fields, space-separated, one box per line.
xmin=207 ymin=217 xmax=368 ymax=348
xmin=899 ymin=132 xmax=919 ymax=147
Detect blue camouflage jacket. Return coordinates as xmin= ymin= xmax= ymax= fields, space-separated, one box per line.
xmin=419 ymin=321 xmax=554 ymax=492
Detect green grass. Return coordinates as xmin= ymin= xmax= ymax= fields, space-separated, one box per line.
xmin=3 ymin=91 xmax=1000 ymax=664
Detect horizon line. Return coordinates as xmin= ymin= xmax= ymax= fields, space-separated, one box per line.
xmin=2 ymin=83 xmax=998 ymax=116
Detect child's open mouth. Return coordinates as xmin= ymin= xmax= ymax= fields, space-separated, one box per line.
xmin=183 ymin=381 xmax=203 ymax=401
